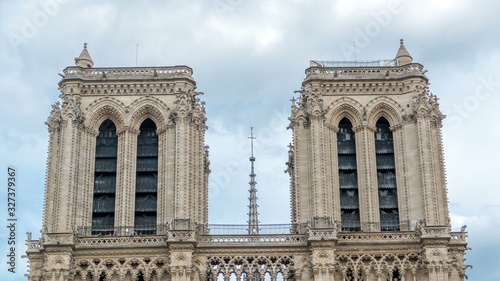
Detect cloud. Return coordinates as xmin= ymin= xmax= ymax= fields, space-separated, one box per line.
xmin=1 ymin=0 xmax=498 ymax=280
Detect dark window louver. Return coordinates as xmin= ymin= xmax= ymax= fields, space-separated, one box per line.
xmin=337 ymin=118 xmax=361 ymax=231
xmin=91 ymin=119 xmax=118 ymax=235
xmin=375 ymin=117 xmax=400 ymax=231
xmin=134 ymin=119 xmax=158 ymax=235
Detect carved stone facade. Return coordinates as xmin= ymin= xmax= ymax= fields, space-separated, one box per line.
xmin=26 ymin=42 xmax=468 ymax=281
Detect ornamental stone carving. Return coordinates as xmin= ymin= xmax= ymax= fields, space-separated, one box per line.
xmin=26 ymin=43 xmax=468 ymax=281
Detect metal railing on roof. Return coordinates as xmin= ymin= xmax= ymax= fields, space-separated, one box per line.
xmin=310 ymin=60 xmax=398 ymax=67
xmin=202 ymin=224 xmax=303 ymax=235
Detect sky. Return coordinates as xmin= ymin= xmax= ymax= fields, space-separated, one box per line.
xmin=0 ymin=0 xmax=499 ymax=280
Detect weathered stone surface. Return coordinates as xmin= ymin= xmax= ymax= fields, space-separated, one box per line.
xmin=26 ymin=43 xmax=468 ymax=281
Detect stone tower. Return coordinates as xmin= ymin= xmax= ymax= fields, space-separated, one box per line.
xmin=286 ymin=40 xmax=468 ymax=280
xmin=26 ymin=44 xmax=210 ymax=281
xmin=26 ymin=42 xmax=468 ymax=281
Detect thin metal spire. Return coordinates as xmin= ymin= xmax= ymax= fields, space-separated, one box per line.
xmin=136 ymin=44 xmax=138 ymax=67
xmin=247 ymin=127 xmax=259 ymax=235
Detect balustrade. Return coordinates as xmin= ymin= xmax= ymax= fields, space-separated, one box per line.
xmin=199 ymin=234 xmax=307 ymax=244
xmin=305 ymin=63 xmax=425 ymax=77
xmin=77 ymin=236 xmax=167 ymax=247
xmin=63 ymin=66 xmax=193 ymax=78
xmin=67 ymin=222 xmax=453 ymax=248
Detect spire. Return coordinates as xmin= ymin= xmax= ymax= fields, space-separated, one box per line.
xmin=247 ymin=127 xmax=260 ymax=235
xmin=75 ymin=42 xmax=94 ymax=68
xmin=395 ymin=39 xmax=413 ymax=65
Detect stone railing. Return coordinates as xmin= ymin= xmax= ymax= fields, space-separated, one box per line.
xmin=449 ymin=232 xmax=467 ymax=243
xmin=167 ymin=230 xmax=196 ymax=242
xmin=338 ymin=232 xmax=418 ymax=243
xmin=42 ymin=233 xmax=75 ymax=245
xmin=63 ymin=66 xmax=193 ymax=80
xmin=308 ymin=229 xmax=338 ymax=241
xmin=74 ymin=224 xmax=168 ymax=237
xmin=26 ymin=240 xmax=41 ymax=252
xmin=418 ymin=225 xmax=450 ymax=238
xmin=76 ymin=236 xmax=167 ymax=248
xmin=305 ymin=63 xmax=425 ymax=80
xmin=198 ymin=234 xmax=307 ymax=245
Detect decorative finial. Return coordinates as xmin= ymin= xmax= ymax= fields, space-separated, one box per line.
xmin=395 ymin=39 xmax=412 ymax=65
xmin=75 ymin=42 xmax=94 ymax=68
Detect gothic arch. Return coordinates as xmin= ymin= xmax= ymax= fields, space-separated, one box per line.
xmin=365 ymin=96 xmax=405 ymax=127
xmin=150 ymin=257 xmax=169 ymax=269
xmin=192 ymin=257 xmax=206 ymax=278
xmin=50 ymin=255 xmax=65 ymax=269
xmin=317 ymin=251 xmax=330 ymax=259
xmin=122 ymin=258 xmax=148 ymax=278
xmin=401 ymin=253 xmax=420 ymax=265
xmin=96 ymin=259 xmax=120 ymax=273
xmin=355 ymin=254 xmax=377 ymax=270
xmin=380 ymin=253 xmax=403 ymax=268
xmin=431 ymin=249 xmax=446 ymax=261
xmin=129 ymin=96 xmax=170 ymax=115
xmin=85 ymin=99 xmax=127 ymax=131
xmin=74 ymin=259 xmax=97 ymax=278
xmin=129 ymin=103 xmax=167 ymax=131
xmin=28 ymin=262 xmax=42 ymax=278
xmin=123 ymin=257 xmax=148 ymax=268
xmin=174 ymin=253 xmax=188 ymax=263
xmin=337 ymin=254 xmax=357 ymax=270
xmin=293 ymin=114 xmax=308 ymax=127
xmin=326 ymin=97 xmax=365 ymax=127
xmin=86 ymin=96 xmax=127 ymax=113
xmin=149 ymin=257 xmax=170 ymax=278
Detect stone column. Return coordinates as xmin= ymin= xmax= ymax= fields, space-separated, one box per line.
xmin=326 ymin=125 xmax=341 ymax=224
xmin=353 ymin=124 xmax=379 ymax=232
xmin=45 ymin=105 xmax=83 ymax=233
xmin=328 ymin=267 xmax=336 ymax=281
xmin=169 ymin=244 xmax=194 ymax=281
xmin=392 ymin=121 xmax=417 ymax=230
xmin=115 ymin=127 xmax=140 ymax=234
xmin=289 ymin=115 xmax=311 ymax=223
xmin=309 ymin=243 xmax=336 ymax=281
xmin=43 ymin=105 xmax=63 ymax=233
xmin=156 ymin=125 xmax=171 ymax=228
xmin=173 ymin=107 xmax=192 ymax=220
xmin=420 ymin=226 xmax=451 ymax=281
xmin=79 ymin=128 xmax=99 ymax=232
xmin=309 ymin=111 xmax=330 ymax=218
xmin=414 ymin=98 xmax=448 ymax=226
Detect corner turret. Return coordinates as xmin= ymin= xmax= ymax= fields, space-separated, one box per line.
xmin=74 ymin=43 xmax=94 ymax=68
xmin=395 ymin=39 xmax=413 ymax=65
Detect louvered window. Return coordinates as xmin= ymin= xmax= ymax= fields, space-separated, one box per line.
xmin=337 ymin=118 xmax=360 ymax=231
xmin=375 ymin=117 xmax=399 ymax=231
xmin=134 ymin=119 xmax=158 ymax=234
xmin=92 ymin=119 xmax=117 ymax=234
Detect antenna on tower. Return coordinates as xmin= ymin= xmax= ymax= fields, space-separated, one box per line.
xmin=247 ymin=127 xmax=260 ymax=235
xmin=354 ymin=41 xmax=357 ymax=65
xmin=135 ymin=44 xmax=138 ymax=67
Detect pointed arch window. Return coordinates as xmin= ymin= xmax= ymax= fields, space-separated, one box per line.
xmin=92 ymin=119 xmax=118 ymax=235
xmin=135 ymin=119 xmax=158 ymax=234
xmin=337 ymin=118 xmax=360 ymax=231
xmin=375 ymin=117 xmax=399 ymax=231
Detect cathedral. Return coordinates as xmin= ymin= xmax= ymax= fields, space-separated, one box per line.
xmin=25 ymin=41 xmax=468 ymax=281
